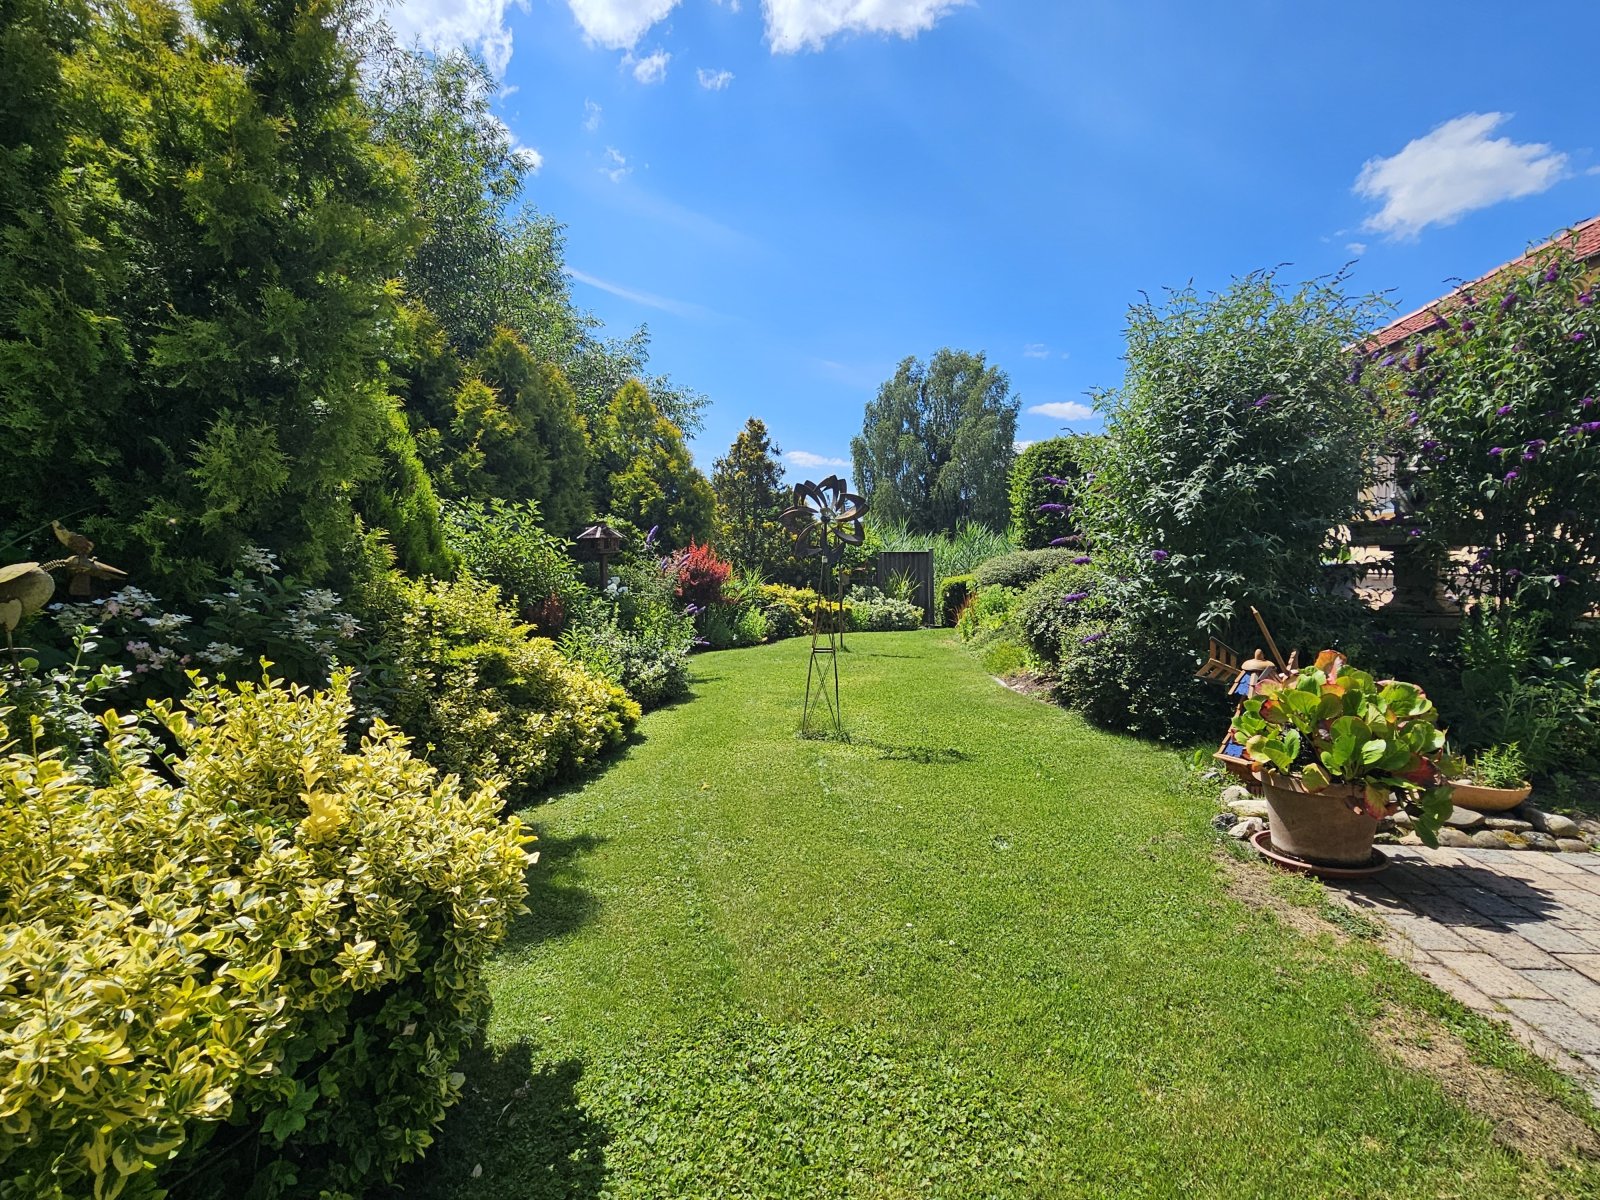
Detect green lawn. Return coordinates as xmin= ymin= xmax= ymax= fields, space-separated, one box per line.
xmin=397 ymin=631 xmax=1599 ymax=1199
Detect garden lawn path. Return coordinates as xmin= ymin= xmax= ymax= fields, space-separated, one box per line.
xmin=398 ymin=630 xmax=1600 ymax=1200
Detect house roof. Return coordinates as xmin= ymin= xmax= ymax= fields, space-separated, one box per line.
xmin=1365 ymin=214 xmax=1600 ymax=352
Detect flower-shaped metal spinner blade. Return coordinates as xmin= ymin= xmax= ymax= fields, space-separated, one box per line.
xmin=781 ymin=475 xmax=867 ymax=563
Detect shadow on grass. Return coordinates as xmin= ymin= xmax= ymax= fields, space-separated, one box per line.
xmin=388 ymin=1042 xmax=609 ymax=1200
xmin=505 ymin=830 xmax=607 ymax=952
xmin=798 ymin=730 xmax=971 ymax=765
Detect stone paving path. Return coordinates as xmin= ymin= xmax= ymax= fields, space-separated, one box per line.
xmin=1330 ymin=846 xmax=1600 ymax=1104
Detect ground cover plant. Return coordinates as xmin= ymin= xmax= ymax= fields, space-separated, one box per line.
xmin=399 ymin=631 xmax=1600 ymax=1200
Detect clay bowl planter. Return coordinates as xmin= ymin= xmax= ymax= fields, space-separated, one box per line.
xmin=1448 ymin=780 xmax=1532 ymax=813
xmin=1259 ymin=770 xmax=1380 ymax=867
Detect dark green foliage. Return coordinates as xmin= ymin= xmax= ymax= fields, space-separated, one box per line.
xmin=358 ymin=403 xmax=457 ymax=578
xmin=712 ymin=417 xmax=794 ymax=579
xmin=593 ymin=381 xmax=715 ymax=551
xmin=1 ymin=0 xmax=432 ymax=591
xmin=851 ymin=349 xmax=1019 ymax=534
xmin=1079 ymin=272 xmax=1386 ymax=647
xmin=1052 ymin=616 xmax=1227 ymax=743
xmin=451 ymin=331 xmax=591 ymax=532
xmin=441 ymin=498 xmax=585 ymax=630
xmin=972 ymin=548 xmax=1087 ymax=590
xmin=935 ymin=575 xmax=974 ymax=627
xmin=1010 ymin=437 xmax=1092 ymax=550
xmin=1015 ymin=564 xmax=1105 ymax=664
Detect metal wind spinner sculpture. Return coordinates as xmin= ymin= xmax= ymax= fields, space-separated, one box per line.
xmin=780 ymin=475 xmax=867 ymax=734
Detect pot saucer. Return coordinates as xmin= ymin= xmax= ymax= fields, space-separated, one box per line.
xmin=1249 ymin=829 xmax=1389 ymax=879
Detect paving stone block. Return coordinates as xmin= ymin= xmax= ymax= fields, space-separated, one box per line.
xmin=1434 ymin=952 xmax=1550 ymax=999
xmin=1515 ymin=970 xmax=1600 ymax=1021
xmin=1457 ymin=925 xmax=1563 ymax=970
xmin=1501 ymin=998 xmax=1600 ymax=1054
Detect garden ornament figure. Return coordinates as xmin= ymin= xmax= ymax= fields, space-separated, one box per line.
xmin=43 ymin=520 xmax=127 ymax=597
xmin=781 ymin=476 xmax=868 ymax=735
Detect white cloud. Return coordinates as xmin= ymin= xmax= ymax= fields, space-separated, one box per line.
xmin=1013 ymin=440 xmax=1036 ymax=453
xmin=567 ymin=268 xmax=710 ymax=318
xmin=386 ymin=0 xmax=527 ymax=75
xmin=1022 ymin=343 xmax=1049 ymax=359
xmin=567 ymin=0 xmax=679 ymax=51
xmin=583 ymin=99 xmax=603 ymax=132
xmin=1587 ymin=165 xmax=1600 ymax=177
xmin=786 ymin=450 xmax=850 ymax=469
xmin=630 ymin=48 xmax=671 ymax=83
xmin=697 ymin=67 xmax=735 ymax=90
xmin=1355 ymin=113 xmax=1569 ymax=238
xmin=1028 ymin=401 xmax=1095 ymax=422
xmin=1346 ymin=241 xmax=1367 ymax=256
xmin=489 ymin=115 xmax=543 ymax=173
xmin=763 ymin=0 xmax=969 ymax=53
xmin=601 ymin=146 xmax=632 ymax=182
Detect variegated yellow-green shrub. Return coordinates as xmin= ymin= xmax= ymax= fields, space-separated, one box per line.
xmin=0 ymin=672 xmax=532 ymax=1200
xmin=353 ymin=572 xmax=640 ymax=799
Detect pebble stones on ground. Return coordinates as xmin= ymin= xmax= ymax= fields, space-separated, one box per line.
xmin=1219 ymin=786 xmax=1598 ymax=855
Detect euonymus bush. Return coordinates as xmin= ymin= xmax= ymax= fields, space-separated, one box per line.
xmin=0 ymin=673 xmax=531 ymax=1200
xmin=355 ymin=573 xmax=639 ymax=800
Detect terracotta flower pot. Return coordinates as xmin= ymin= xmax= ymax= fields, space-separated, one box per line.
xmin=1448 ymin=780 xmax=1532 ymax=813
xmin=1259 ymin=771 xmax=1379 ymax=867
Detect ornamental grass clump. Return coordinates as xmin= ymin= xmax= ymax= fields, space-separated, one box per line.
xmin=1230 ymin=649 xmax=1455 ymax=845
xmin=0 ymin=671 xmax=532 ymax=1200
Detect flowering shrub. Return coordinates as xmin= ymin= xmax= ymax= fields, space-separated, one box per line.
xmin=669 ymin=541 xmax=733 ymax=611
xmin=758 ymin=583 xmax=844 ymax=639
xmin=0 ymin=672 xmax=531 ymax=1200
xmin=1009 ymin=437 xmax=1090 ymax=550
xmin=1374 ymin=228 xmax=1600 ymax=631
xmin=1014 ymin=564 xmax=1107 ymax=664
xmin=846 ymin=586 xmax=923 ymax=632
xmin=560 ymin=558 xmax=696 ymax=708
xmin=45 ymin=549 xmax=360 ymax=702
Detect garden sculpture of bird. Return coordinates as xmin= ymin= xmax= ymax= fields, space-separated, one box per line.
xmin=42 ymin=520 xmax=128 ymax=597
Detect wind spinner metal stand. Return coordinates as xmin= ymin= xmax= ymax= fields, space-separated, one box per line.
xmin=781 ymin=475 xmax=867 ymax=735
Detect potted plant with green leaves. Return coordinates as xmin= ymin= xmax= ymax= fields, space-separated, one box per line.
xmin=1229 ymin=650 xmax=1455 ymax=864
xmin=1450 ymin=743 xmax=1532 ymax=813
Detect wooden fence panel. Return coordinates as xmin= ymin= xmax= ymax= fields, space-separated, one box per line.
xmin=875 ymin=551 xmax=935 ymax=625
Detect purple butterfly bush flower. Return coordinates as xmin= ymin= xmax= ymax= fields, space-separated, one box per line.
xmin=1504 ymin=470 xmax=1520 ymax=482
xmin=1583 ymin=397 xmax=1596 ymax=408
xmin=1461 ymin=317 xmax=1476 ymax=332
xmin=1420 ymin=439 xmax=1438 ymax=451
xmin=1573 ymin=332 xmax=1588 ymax=343
xmin=1489 ymin=446 xmax=1506 ymax=457
xmin=1496 ymin=404 xmax=1513 ymax=415
xmin=1580 ymin=291 xmax=1594 ymax=306
xmin=1407 ymin=528 xmax=1422 ymax=538
xmin=1405 ymin=411 xmax=1420 ymax=427
xmin=1080 ymin=632 xmax=1106 ymax=645
xmin=1151 ymin=549 xmax=1170 ymax=562
xmin=1062 ymin=592 xmax=1089 ymax=603
xmin=1039 ymin=474 xmax=1071 ymax=486
xmin=1381 ymin=354 xmax=1397 ymax=367
xmin=1036 ymin=502 xmax=1068 ymax=513
xmin=1506 ymin=568 xmax=1523 ymax=580
xmin=1462 ymin=293 xmax=1478 ymax=307
xmin=1556 ymin=574 xmax=1571 ymax=586
xmin=1500 ymin=292 xmax=1519 ymax=312
xmin=1544 ymin=263 xmax=1561 ymax=284
xmin=1048 ymin=537 xmax=1075 ymax=547
xmin=1072 ymin=555 xmax=1091 ymax=565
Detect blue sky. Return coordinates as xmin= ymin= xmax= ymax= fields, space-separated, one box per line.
xmin=389 ymin=0 xmax=1600 ymax=477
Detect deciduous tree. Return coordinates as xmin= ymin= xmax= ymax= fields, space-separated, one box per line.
xmin=851 ymin=350 xmax=1019 ymax=534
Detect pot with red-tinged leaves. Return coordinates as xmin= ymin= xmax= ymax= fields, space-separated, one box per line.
xmin=1260 ymin=770 xmax=1380 ymax=867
